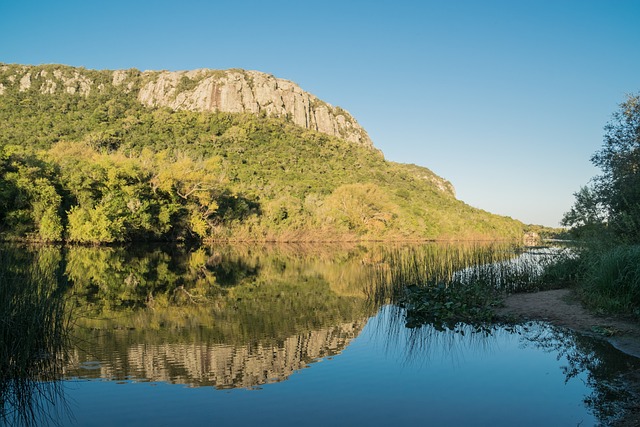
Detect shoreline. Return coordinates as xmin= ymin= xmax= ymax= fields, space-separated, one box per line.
xmin=496 ymin=288 xmax=640 ymax=426
xmin=497 ymin=288 xmax=640 ymax=357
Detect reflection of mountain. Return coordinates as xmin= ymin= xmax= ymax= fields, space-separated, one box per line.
xmin=66 ymin=320 xmax=367 ymax=389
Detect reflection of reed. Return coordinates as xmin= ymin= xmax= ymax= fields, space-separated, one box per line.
xmin=66 ymin=320 xmax=367 ymax=389
xmin=0 ymin=247 xmax=71 ymax=427
xmin=369 ymin=305 xmax=505 ymax=366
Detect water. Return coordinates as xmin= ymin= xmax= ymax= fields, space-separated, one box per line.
xmin=1 ymin=243 xmax=637 ymax=426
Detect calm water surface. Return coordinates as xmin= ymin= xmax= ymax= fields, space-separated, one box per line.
xmin=2 ymin=243 xmax=637 ymax=426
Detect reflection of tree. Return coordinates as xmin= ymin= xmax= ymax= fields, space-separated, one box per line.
xmin=59 ymin=243 xmax=378 ymax=389
xmin=380 ymin=309 xmax=639 ymax=426
xmin=65 ymin=243 xmax=375 ymax=341
xmin=519 ymin=322 xmax=640 ymax=424
xmin=204 ymin=250 xmax=260 ymax=287
xmin=0 ymin=245 xmax=71 ymax=426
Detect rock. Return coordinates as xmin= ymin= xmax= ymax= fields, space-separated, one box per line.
xmin=1 ymin=63 xmax=374 ymax=149
xmin=19 ymin=72 xmax=31 ymax=91
xmin=137 ymin=69 xmax=373 ymax=148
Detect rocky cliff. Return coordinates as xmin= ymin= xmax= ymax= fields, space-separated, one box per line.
xmin=0 ymin=63 xmax=373 ymax=148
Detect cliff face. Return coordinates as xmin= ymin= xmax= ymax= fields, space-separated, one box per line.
xmin=0 ymin=63 xmax=373 ymax=148
xmin=136 ymin=69 xmax=373 ymax=148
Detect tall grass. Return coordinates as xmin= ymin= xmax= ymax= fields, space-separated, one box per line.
xmin=0 ymin=247 xmax=71 ymax=426
xmin=578 ymin=245 xmax=640 ymax=315
xmin=369 ymin=244 xmax=563 ymax=328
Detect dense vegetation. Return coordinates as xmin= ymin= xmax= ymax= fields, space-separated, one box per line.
xmin=0 ymin=63 xmax=525 ymax=243
xmin=559 ymin=93 xmax=640 ymax=317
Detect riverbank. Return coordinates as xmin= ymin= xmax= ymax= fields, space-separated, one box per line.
xmin=496 ymin=288 xmax=640 ymax=426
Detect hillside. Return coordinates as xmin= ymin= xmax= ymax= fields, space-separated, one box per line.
xmin=0 ymin=63 xmax=525 ymax=243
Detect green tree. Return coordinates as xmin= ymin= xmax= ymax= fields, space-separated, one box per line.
xmin=0 ymin=146 xmax=64 ymax=241
xmin=575 ymin=94 xmax=640 ymax=241
xmin=322 ymin=183 xmax=398 ymax=234
xmin=151 ymin=152 xmax=224 ymax=238
xmin=561 ymin=185 xmax=606 ymax=236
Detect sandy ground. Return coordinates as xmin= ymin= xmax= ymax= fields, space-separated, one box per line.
xmin=496 ymin=289 xmax=640 ymax=426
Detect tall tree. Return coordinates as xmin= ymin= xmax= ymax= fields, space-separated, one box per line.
xmin=592 ymin=94 xmax=640 ymax=241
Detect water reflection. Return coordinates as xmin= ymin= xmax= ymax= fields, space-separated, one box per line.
xmin=519 ymin=322 xmax=640 ymax=424
xmin=376 ymin=305 xmax=640 ymax=425
xmin=62 ymin=243 xmax=377 ymax=389
xmin=67 ymin=320 xmax=366 ymax=389
xmin=1 ymin=243 xmax=638 ymax=426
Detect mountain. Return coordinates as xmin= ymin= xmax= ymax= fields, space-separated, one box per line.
xmin=0 ymin=63 xmax=525 ymax=242
xmin=2 ymin=64 xmax=372 ymax=147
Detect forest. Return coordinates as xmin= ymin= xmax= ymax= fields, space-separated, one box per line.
xmin=557 ymin=93 xmax=640 ymax=316
xmin=0 ymin=63 xmax=526 ymax=243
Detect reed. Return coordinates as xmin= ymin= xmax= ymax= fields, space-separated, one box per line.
xmin=369 ymin=244 xmax=561 ymax=328
xmin=0 ymin=247 xmax=71 ymax=426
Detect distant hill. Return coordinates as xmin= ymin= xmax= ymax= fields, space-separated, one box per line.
xmin=0 ymin=63 xmax=525 ymax=242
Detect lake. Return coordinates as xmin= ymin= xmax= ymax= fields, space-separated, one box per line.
xmin=1 ymin=243 xmax=637 ymax=426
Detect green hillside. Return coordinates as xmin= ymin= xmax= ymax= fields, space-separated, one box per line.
xmin=0 ymin=63 xmax=525 ymax=243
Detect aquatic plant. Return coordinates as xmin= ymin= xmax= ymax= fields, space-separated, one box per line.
xmin=370 ymin=244 xmax=564 ymax=329
xmin=0 ymin=246 xmax=71 ymax=426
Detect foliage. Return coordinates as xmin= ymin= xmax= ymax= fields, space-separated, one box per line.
xmin=565 ymin=94 xmax=640 ymax=242
xmin=561 ymin=185 xmax=607 ymax=238
xmin=321 ymin=183 xmax=398 ymax=233
xmin=591 ymin=94 xmax=640 ymax=241
xmin=0 ymin=63 xmax=526 ymax=243
xmin=559 ymin=93 xmax=640 ymax=317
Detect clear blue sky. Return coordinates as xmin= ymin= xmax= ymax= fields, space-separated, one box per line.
xmin=2 ymin=0 xmax=639 ymax=226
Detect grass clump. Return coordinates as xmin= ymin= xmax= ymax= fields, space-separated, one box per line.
xmin=534 ymin=243 xmax=640 ymax=318
xmin=578 ymin=245 xmax=640 ymax=316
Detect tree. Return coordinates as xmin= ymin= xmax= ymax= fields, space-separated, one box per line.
xmin=591 ymin=94 xmax=640 ymax=241
xmin=565 ymin=93 xmax=640 ymax=241
xmin=322 ymin=183 xmax=398 ymax=234
xmin=561 ymin=185 xmax=606 ymax=237
xmin=0 ymin=146 xmax=64 ymax=241
xmin=151 ymin=152 xmax=224 ymax=238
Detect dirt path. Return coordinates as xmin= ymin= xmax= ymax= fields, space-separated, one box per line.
xmin=496 ymin=289 xmax=640 ymax=426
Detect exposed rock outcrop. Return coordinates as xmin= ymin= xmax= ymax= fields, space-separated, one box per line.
xmin=0 ymin=63 xmax=373 ymax=148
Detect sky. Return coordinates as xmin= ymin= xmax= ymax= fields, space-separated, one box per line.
xmin=1 ymin=0 xmax=639 ymax=227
